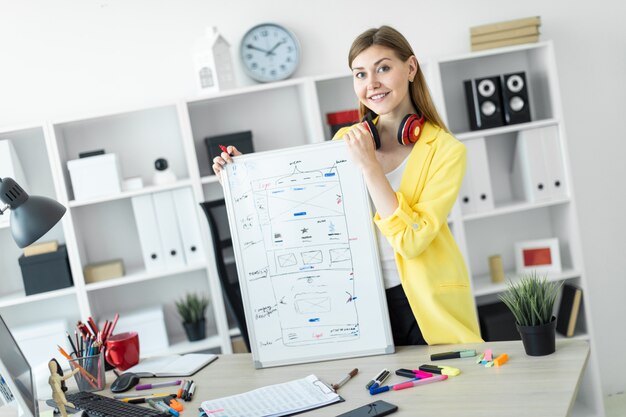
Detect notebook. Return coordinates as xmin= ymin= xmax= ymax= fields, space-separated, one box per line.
xmin=200 ymin=374 xmax=342 ymax=417
xmin=125 ymin=353 xmax=218 ymax=377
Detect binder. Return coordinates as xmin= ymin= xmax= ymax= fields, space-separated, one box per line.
xmin=172 ymin=187 xmax=206 ymax=265
xmin=556 ymin=283 xmax=582 ymax=337
xmin=152 ymin=191 xmax=186 ymax=269
xmin=512 ymin=128 xmax=551 ymax=202
xmin=540 ymin=127 xmax=568 ymax=200
xmin=459 ymin=138 xmax=494 ymax=214
xmin=131 ymin=195 xmax=166 ymax=272
xmin=513 ymin=126 xmax=567 ymax=203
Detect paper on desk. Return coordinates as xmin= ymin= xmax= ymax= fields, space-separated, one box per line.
xmin=200 ymin=374 xmax=340 ymax=417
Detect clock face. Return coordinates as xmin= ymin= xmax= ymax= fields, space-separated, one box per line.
xmin=240 ymin=23 xmax=300 ymax=83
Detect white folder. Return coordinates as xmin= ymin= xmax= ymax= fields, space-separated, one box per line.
xmin=172 ymin=187 xmax=206 ymax=265
xmin=512 ymin=128 xmax=551 ymax=203
xmin=131 ymin=194 xmax=166 ymax=272
xmin=460 ymin=138 xmax=494 ymax=214
xmin=152 ymin=191 xmax=186 ymax=269
xmin=540 ymin=127 xmax=568 ymax=200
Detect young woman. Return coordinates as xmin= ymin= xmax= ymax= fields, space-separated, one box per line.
xmin=212 ymin=25 xmax=482 ymax=345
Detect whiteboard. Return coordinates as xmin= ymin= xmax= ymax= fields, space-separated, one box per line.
xmin=223 ymin=141 xmax=394 ymax=368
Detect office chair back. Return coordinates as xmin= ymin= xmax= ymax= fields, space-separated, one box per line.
xmin=199 ymin=200 xmax=251 ymax=352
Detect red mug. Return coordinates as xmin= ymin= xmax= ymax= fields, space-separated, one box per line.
xmin=105 ymin=331 xmax=140 ymax=371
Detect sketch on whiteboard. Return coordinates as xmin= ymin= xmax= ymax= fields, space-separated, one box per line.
xmin=228 ymin=157 xmax=361 ymax=347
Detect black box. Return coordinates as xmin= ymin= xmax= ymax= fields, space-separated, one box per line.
xmin=19 ymin=244 xmax=73 ymax=295
xmin=477 ymin=301 xmax=521 ymax=341
xmin=204 ymin=131 xmax=254 ymax=173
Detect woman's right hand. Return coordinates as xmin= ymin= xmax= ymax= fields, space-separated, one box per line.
xmin=212 ymin=145 xmax=243 ymax=185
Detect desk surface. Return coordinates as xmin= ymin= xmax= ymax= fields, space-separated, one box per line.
xmin=121 ymin=339 xmax=588 ymax=417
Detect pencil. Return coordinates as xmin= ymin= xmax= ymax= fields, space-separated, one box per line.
xmin=57 ymin=346 xmax=98 ymax=388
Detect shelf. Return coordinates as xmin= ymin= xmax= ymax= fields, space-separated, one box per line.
xmin=437 ymin=41 xmax=552 ymax=64
xmin=0 ymin=287 xmax=76 ymax=309
xmin=455 ymin=118 xmax=559 ymax=141
xmin=200 ymin=175 xmax=220 ymax=185
xmin=68 ymin=179 xmax=193 ymax=207
xmin=472 ymin=268 xmax=580 ymax=297
xmin=154 ymin=328 xmax=241 ymax=356
xmin=556 ymin=332 xmax=589 ymax=342
xmin=462 ymin=197 xmax=570 ymax=221
xmin=85 ymin=263 xmax=207 ymax=291
xmin=186 ymin=77 xmax=306 ymax=104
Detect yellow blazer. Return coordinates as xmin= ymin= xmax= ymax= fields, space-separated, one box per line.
xmin=334 ymin=121 xmax=482 ymax=344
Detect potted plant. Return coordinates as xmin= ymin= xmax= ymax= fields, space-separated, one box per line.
xmin=499 ymin=271 xmax=562 ymax=356
xmin=176 ymin=293 xmax=210 ymax=342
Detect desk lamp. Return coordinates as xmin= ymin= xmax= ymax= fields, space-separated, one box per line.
xmin=0 ymin=177 xmax=66 ymax=248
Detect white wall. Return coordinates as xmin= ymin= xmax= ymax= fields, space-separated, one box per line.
xmin=1 ymin=0 xmax=625 ymax=395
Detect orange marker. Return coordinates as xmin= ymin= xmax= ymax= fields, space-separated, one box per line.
xmin=169 ymin=399 xmax=184 ymax=412
xmin=494 ymin=353 xmax=509 ymax=366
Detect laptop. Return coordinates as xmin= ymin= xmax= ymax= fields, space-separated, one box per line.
xmin=0 ymin=313 xmax=39 ymax=417
xmin=0 ymin=314 xmax=169 ymax=417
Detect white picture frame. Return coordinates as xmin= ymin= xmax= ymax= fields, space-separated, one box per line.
xmin=514 ymin=238 xmax=562 ymax=274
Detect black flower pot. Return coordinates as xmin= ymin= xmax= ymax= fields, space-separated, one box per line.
xmin=183 ymin=319 xmax=206 ymax=342
xmin=516 ymin=316 xmax=557 ymax=356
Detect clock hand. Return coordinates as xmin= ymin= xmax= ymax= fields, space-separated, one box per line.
xmin=266 ymin=40 xmax=286 ymax=56
xmin=246 ymin=44 xmax=270 ymax=54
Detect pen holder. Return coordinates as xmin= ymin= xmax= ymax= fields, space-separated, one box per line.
xmin=69 ymin=350 xmax=106 ymax=392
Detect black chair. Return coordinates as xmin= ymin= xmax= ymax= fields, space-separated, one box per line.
xmin=199 ymin=200 xmax=251 ymax=352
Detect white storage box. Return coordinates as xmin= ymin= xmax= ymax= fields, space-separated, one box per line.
xmin=67 ymin=153 xmax=122 ymax=200
xmin=107 ymin=306 xmax=169 ymax=357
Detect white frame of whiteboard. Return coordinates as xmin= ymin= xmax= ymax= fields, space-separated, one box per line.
xmin=222 ymin=140 xmax=394 ymax=368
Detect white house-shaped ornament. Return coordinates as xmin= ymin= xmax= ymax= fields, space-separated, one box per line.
xmin=194 ymin=27 xmax=237 ymax=93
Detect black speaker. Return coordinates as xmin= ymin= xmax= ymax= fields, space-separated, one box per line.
xmin=464 ymin=76 xmax=505 ymax=131
xmin=501 ymin=71 xmax=531 ymax=125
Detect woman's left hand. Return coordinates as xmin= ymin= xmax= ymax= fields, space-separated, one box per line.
xmin=344 ymin=123 xmax=378 ymax=173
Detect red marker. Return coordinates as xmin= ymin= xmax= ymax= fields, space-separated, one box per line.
xmin=219 ymin=144 xmax=233 ymax=156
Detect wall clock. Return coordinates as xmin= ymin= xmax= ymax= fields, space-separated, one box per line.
xmin=240 ymin=23 xmax=300 ymax=83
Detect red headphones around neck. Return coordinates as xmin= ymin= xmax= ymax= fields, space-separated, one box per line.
xmin=361 ymin=113 xmax=426 ymax=149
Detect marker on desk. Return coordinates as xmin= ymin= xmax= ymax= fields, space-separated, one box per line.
xmin=135 ymin=379 xmax=181 ymax=390
xmin=430 ymin=349 xmax=477 ymax=361
xmin=187 ymin=382 xmax=196 ymax=401
xmin=367 ymin=369 xmax=390 ymax=390
xmin=332 ymin=368 xmax=358 ymax=391
xmin=365 ymin=368 xmax=388 ymax=389
xmin=392 ymin=374 xmax=448 ymax=391
xmin=419 ymin=364 xmax=461 ymax=376
xmin=395 ymin=369 xmax=432 ymax=379
xmin=147 ymin=398 xmax=179 ymax=417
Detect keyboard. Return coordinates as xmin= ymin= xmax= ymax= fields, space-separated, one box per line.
xmin=66 ymin=391 xmax=169 ymax=417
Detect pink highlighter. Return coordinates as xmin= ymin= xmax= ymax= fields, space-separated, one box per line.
xmin=392 ymin=374 xmax=448 ymax=391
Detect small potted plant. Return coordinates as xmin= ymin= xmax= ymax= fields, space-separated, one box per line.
xmin=176 ymin=293 xmax=210 ymax=342
xmin=499 ymin=271 xmax=562 ymax=356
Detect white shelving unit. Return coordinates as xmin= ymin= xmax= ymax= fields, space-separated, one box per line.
xmin=431 ymin=41 xmax=604 ymax=417
xmin=0 ymin=41 xmax=602 ymax=415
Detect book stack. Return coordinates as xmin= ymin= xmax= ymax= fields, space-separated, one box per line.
xmin=23 ymin=240 xmax=58 ymax=257
xmin=470 ymin=16 xmax=541 ymax=52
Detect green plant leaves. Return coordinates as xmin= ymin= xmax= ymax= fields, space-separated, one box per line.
xmin=499 ymin=271 xmax=562 ymax=327
xmin=176 ymin=293 xmax=210 ymax=324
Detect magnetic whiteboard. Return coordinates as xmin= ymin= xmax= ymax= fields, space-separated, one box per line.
xmin=223 ymin=141 xmax=394 ymax=368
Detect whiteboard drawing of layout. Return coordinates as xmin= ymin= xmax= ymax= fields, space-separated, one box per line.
xmin=223 ymin=141 xmax=394 ymax=368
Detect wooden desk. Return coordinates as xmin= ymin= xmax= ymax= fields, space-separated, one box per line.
xmin=98 ymin=339 xmax=589 ymax=417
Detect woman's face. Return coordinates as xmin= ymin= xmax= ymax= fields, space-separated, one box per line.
xmin=351 ymin=45 xmax=416 ymax=116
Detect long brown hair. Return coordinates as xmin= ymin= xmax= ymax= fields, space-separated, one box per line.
xmin=348 ymin=26 xmax=448 ymax=131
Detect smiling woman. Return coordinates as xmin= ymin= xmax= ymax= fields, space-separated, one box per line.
xmin=332 ymin=25 xmax=482 ymax=346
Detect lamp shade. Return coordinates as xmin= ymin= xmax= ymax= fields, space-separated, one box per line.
xmin=0 ymin=177 xmax=66 ymax=248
